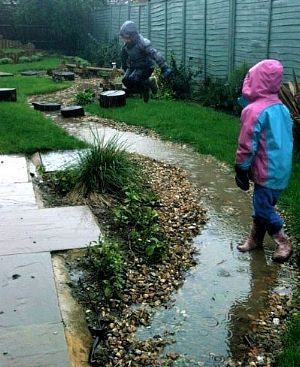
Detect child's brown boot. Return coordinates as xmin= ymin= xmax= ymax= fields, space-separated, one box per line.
xmin=237 ymin=221 xmax=266 ymax=252
xmin=272 ymin=230 xmax=293 ymax=263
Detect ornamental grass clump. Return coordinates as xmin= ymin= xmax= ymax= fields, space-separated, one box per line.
xmin=73 ymin=133 xmax=141 ymax=197
xmin=49 ymin=132 xmax=141 ymax=198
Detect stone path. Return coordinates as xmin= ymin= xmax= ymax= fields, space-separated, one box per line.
xmin=0 ymin=155 xmax=101 ymax=367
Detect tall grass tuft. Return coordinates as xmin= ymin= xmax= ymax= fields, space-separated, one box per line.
xmin=51 ymin=131 xmax=142 ymax=198
xmin=73 ymin=132 xmax=140 ymax=197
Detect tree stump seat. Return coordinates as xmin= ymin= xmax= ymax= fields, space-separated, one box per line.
xmin=61 ymin=105 xmax=85 ymax=118
xmin=99 ymin=90 xmax=126 ymax=108
xmin=0 ymin=88 xmax=17 ymax=102
xmin=32 ymin=102 xmax=61 ymax=111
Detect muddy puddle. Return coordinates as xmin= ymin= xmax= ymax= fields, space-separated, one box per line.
xmin=41 ymin=114 xmax=298 ymax=365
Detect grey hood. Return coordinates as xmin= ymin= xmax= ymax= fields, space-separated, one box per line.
xmin=119 ymin=21 xmax=139 ymax=42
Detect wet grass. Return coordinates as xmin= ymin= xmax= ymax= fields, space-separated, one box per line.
xmin=0 ymin=69 xmax=87 ymax=154
xmin=276 ymin=312 xmax=300 ymax=367
xmin=0 ymin=56 xmax=62 ymax=73
xmin=86 ymin=99 xmax=240 ymax=164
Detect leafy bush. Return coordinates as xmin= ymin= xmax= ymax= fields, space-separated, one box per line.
xmin=114 ymin=186 xmax=168 ymax=259
xmin=157 ymin=53 xmax=196 ymax=100
xmin=194 ymin=63 xmax=249 ymax=114
xmin=75 ymin=90 xmax=94 ymax=105
xmin=0 ymin=57 xmax=13 ymax=64
xmin=18 ymin=56 xmax=31 ymax=63
xmin=84 ymin=34 xmax=122 ymax=68
xmin=87 ymin=237 xmax=124 ymax=298
xmin=30 ymin=54 xmax=43 ymax=62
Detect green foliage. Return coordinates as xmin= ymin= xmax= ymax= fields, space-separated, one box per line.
xmin=30 ymin=54 xmax=43 ymax=62
xmin=13 ymin=0 xmax=103 ymax=54
xmin=0 ymin=57 xmax=13 ymax=64
xmin=75 ymin=90 xmax=94 ymax=105
xmin=279 ymin=70 xmax=300 ymax=143
xmin=114 ymin=186 xmax=168 ymax=259
xmin=276 ymin=310 xmax=300 ymax=367
xmin=74 ymin=133 xmax=141 ymax=197
xmin=84 ymin=35 xmax=122 ymax=68
xmin=62 ymin=55 xmax=90 ymax=67
xmin=195 ymin=63 xmax=249 ymax=114
xmin=157 ymin=53 xmax=196 ymax=100
xmin=48 ymin=133 xmax=141 ymax=198
xmin=18 ymin=56 xmax=31 ymax=63
xmin=87 ymin=237 xmax=124 ymax=298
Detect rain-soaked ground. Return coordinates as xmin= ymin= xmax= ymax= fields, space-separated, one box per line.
xmin=39 ymin=113 xmax=298 ymax=366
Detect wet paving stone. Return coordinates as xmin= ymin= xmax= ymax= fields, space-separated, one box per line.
xmin=0 ymin=322 xmax=70 ymax=367
xmin=39 ymin=149 xmax=89 ymax=172
xmin=0 ymin=206 xmax=100 ymax=256
xmin=0 ymin=252 xmax=61 ymax=327
xmin=0 ymin=155 xmax=29 ymax=184
xmin=0 ymin=182 xmax=37 ymax=209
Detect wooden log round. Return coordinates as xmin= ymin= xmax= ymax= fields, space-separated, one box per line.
xmin=99 ymin=90 xmax=126 ymax=108
xmin=61 ymin=105 xmax=85 ymax=118
xmin=32 ymin=102 xmax=61 ymax=112
xmin=0 ymin=88 xmax=17 ymax=102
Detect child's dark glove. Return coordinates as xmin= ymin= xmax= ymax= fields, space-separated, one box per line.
xmin=235 ymin=165 xmax=250 ymax=191
xmin=161 ymin=66 xmax=172 ymax=79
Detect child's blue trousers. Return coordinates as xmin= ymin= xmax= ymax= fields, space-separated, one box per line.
xmin=252 ymin=184 xmax=283 ymax=235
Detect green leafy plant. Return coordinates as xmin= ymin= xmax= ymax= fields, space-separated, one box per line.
xmin=84 ymin=35 xmax=121 ymax=68
xmin=75 ymin=90 xmax=94 ymax=105
xmin=157 ymin=53 xmax=196 ymax=100
xmin=87 ymin=237 xmax=124 ymax=298
xmin=114 ymin=186 xmax=168 ymax=259
xmin=279 ymin=70 xmax=300 ymax=143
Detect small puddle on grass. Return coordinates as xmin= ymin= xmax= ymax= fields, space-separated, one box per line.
xmin=44 ymin=116 xmax=297 ymax=365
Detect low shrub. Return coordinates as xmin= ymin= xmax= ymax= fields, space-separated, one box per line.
xmin=156 ymin=53 xmax=197 ymax=100
xmin=18 ymin=56 xmax=31 ymax=63
xmin=84 ymin=34 xmax=121 ymax=68
xmin=114 ymin=185 xmax=168 ymax=260
xmin=75 ymin=90 xmax=94 ymax=105
xmin=0 ymin=57 xmax=13 ymax=64
xmin=87 ymin=237 xmax=124 ymax=298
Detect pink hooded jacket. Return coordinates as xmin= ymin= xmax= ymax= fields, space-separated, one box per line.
xmin=235 ymin=59 xmax=293 ymax=190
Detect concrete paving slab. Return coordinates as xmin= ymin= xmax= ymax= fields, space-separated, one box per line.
xmin=0 ymin=322 xmax=71 ymax=367
xmin=0 ymin=155 xmax=29 ymax=184
xmin=39 ymin=150 xmax=89 ymax=172
xmin=0 ymin=182 xmax=37 ymax=209
xmin=0 ymin=206 xmax=100 ymax=256
xmin=0 ymin=253 xmax=61 ymax=328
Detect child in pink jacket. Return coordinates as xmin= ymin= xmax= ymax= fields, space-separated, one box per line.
xmin=235 ymin=59 xmax=293 ymax=262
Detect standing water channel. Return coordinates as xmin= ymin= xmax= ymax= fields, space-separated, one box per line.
xmin=46 ymin=116 xmax=297 ymax=366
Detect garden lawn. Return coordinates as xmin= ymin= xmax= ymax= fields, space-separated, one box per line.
xmin=0 ymin=56 xmax=62 ymax=73
xmin=86 ymin=98 xmax=300 ymax=254
xmin=0 ymin=68 xmax=87 ymax=154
